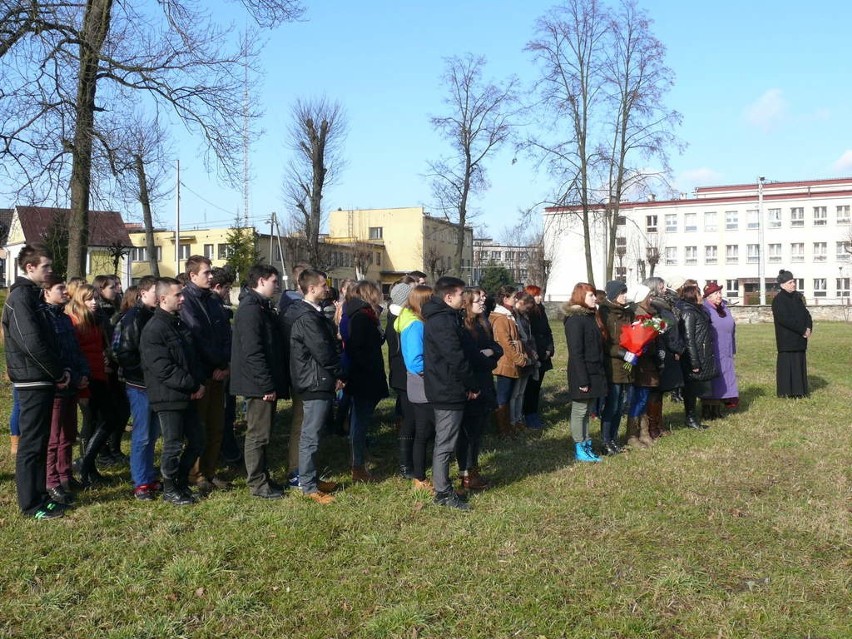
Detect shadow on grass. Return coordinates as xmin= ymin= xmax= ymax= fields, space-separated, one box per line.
xmin=737 ymin=384 xmax=766 ymax=412
xmin=808 ymin=375 xmax=828 ymax=393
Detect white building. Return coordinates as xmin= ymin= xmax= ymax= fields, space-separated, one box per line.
xmin=544 ymin=178 xmax=852 ymax=304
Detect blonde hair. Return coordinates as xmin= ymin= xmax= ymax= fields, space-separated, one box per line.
xmin=66 ymin=283 xmax=97 ymax=329
xmin=351 ymin=280 xmax=383 ymax=310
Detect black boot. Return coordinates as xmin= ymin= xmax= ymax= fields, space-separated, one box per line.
xmin=79 ymin=428 xmax=111 ymax=486
xmin=162 ymin=479 xmax=195 ymax=506
xmin=685 ymin=413 xmax=708 ymax=430
xmin=398 ymin=437 xmax=414 ymax=479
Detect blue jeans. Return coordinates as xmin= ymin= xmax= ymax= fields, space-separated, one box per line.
xmin=601 ymin=383 xmax=629 ymax=443
xmin=509 ymin=372 xmax=531 ymax=423
xmin=349 ymin=396 xmax=378 ymax=467
xmin=495 ymin=375 xmax=515 ymax=406
xmin=628 ymin=386 xmax=651 ymax=418
xmin=128 ymin=386 xmax=160 ymax=488
xmin=10 ymin=387 xmax=20 ymax=436
xmin=299 ymin=398 xmax=332 ymax=493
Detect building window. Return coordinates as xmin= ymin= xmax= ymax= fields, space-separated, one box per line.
xmin=790 ymin=207 xmax=804 ymax=227
xmin=203 ymin=244 xmax=214 ymax=259
xmin=368 ymin=227 xmax=383 ymax=240
xmin=684 ymin=213 xmax=697 ymax=232
xmin=491 ymin=251 xmax=501 ymax=261
xmin=218 ymin=244 xmax=232 ymax=260
xmin=665 ymin=214 xmax=677 ymax=233
xmin=837 ymin=278 xmax=851 ymax=298
xmin=813 ymin=242 xmax=827 ymax=262
xmin=837 ymin=205 xmax=851 ymax=225
xmin=375 ymin=251 xmax=382 ymax=266
xmin=726 ymin=279 xmax=739 ymax=298
xmin=768 ymin=208 xmax=782 ymax=229
xmin=703 ymin=211 xmax=716 ymax=232
xmin=795 ymin=278 xmax=804 ymax=290
xmin=130 ymin=247 xmax=147 ymax=262
xmin=813 ymin=278 xmax=827 ymax=297
xmin=615 ymin=266 xmax=627 ymax=281
xmin=791 ymin=243 xmax=804 ymax=262
xmin=616 ymin=215 xmax=626 ymax=226
xmin=725 ymin=211 xmax=738 ymax=231
xmin=646 ymin=215 xmax=658 ymax=233
xmin=746 ymin=244 xmax=759 ymax=264
xmin=178 ymin=244 xmax=191 ymax=260
xmin=746 ymin=209 xmax=759 ymax=230
xmin=838 ymin=241 xmax=851 ymax=261
xmin=615 ymin=236 xmax=627 ymax=251
xmin=684 ymin=246 xmax=697 ymax=265
xmin=813 ymin=206 xmax=827 ymax=226
xmin=725 ymin=245 xmax=739 ymax=264
xmin=704 ymin=245 xmax=717 ymax=265
xmin=768 ymin=243 xmax=782 ymax=263
xmin=664 ymin=246 xmax=677 ymax=265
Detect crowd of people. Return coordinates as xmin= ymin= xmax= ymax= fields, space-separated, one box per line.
xmin=3 ymin=242 xmax=813 ymax=519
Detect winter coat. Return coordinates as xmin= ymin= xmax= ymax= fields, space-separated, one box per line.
xmin=140 ymin=308 xmax=205 ymax=411
xmin=44 ymin=303 xmax=90 ymax=397
xmin=490 ymin=305 xmax=528 ymax=378
xmin=703 ymin=299 xmax=738 ymax=400
xmin=395 ymin=307 xmax=425 ymax=374
xmin=460 ymin=320 xmax=502 ymax=416
xmin=562 ymin=303 xmax=607 ymax=401
xmin=113 ymin=303 xmax=155 ymax=387
xmin=283 ymin=299 xmax=343 ymax=399
xmin=230 ymin=289 xmax=289 ymax=399
xmin=528 ymin=303 xmax=554 ymax=374
xmin=651 ymin=294 xmax=685 ymax=392
xmin=2 ymin=276 xmax=65 ymax=389
xmin=515 ymin=311 xmax=539 ymax=376
xmin=677 ymin=299 xmax=718 ymax=382
xmin=70 ymin=316 xmax=108 ymax=383
xmin=385 ymin=305 xmax=407 ymax=391
xmin=631 ymin=308 xmax=664 ymax=389
xmin=342 ymin=298 xmax=389 ymax=401
xmin=423 ymin=296 xmax=478 ymax=409
xmin=179 ymin=281 xmax=232 ymax=378
xmin=771 ymin=289 xmax=812 ymax=352
xmin=598 ymin=298 xmax=635 ymax=385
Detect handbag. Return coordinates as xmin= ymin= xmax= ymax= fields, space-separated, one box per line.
xmin=406 ymin=371 xmax=428 ymax=404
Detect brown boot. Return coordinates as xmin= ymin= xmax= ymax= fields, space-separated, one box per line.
xmin=647 ymin=398 xmax=664 ymax=440
xmin=462 ymin=467 xmax=490 ymax=491
xmin=639 ymin=415 xmax=655 ymax=447
xmin=10 ymin=435 xmax=19 ymax=456
xmin=351 ymin=466 xmax=378 ymax=483
xmin=494 ymin=405 xmax=513 ymax=438
xmin=626 ymin=416 xmax=645 ymax=448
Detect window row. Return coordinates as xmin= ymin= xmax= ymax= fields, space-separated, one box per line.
xmin=722 ymin=278 xmax=850 ymax=298
xmin=649 ymin=205 xmax=852 ymax=234
xmin=664 ymin=242 xmax=851 ymax=266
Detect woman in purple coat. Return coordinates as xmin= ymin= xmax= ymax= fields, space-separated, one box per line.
xmin=701 ymin=282 xmax=738 ymax=420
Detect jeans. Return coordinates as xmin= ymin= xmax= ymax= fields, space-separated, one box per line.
xmin=10 ymin=387 xmax=20 ymax=436
xmin=495 ymin=375 xmax=515 ymax=406
xmin=523 ymin=369 xmax=546 ymax=415
xmin=628 ymin=387 xmax=651 ymax=418
xmin=157 ymin=407 xmax=204 ymax=483
xmin=509 ymin=371 xmax=532 ymax=424
xmin=244 ymin=397 xmax=276 ymax=492
xmin=15 ymin=387 xmax=55 ymax=515
xmin=432 ymin=408 xmax=463 ymax=494
xmin=349 ymin=395 xmax=378 ymax=468
xmin=601 ymin=383 xmax=629 ymax=443
xmin=456 ymin=411 xmax=487 ymax=472
xmin=287 ymin=396 xmax=304 ymax=473
xmin=128 ymin=386 xmax=160 ymax=488
xmin=569 ymin=399 xmax=592 ymax=443
xmin=46 ymin=395 xmax=77 ymax=489
xmin=299 ymin=398 xmax=332 ymax=493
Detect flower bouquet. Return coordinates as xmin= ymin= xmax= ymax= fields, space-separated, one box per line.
xmin=619 ymin=315 xmax=667 ymax=371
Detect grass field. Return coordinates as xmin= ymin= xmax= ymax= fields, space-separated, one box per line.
xmin=0 ymin=322 xmax=849 ymax=638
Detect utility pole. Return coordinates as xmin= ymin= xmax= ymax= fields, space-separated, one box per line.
xmin=758 ymin=176 xmax=766 ymax=305
xmin=175 ymin=159 xmax=181 ymax=273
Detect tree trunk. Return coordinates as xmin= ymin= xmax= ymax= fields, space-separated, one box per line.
xmin=134 ymin=153 xmax=159 ymax=277
xmin=67 ymin=0 xmax=114 ymax=278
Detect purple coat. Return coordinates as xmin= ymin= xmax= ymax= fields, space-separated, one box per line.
xmin=703 ymin=300 xmax=738 ymax=399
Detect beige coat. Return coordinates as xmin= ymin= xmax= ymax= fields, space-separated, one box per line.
xmin=490 ymin=305 xmax=528 ymax=378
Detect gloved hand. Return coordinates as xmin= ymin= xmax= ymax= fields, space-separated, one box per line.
xmin=623 ymin=352 xmax=638 ymax=365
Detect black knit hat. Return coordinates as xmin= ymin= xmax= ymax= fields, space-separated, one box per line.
xmin=777 ymin=269 xmax=794 ymax=284
xmin=605 ymin=280 xmax=628 ymax=302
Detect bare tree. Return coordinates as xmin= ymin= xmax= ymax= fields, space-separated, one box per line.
xmin=283 ymin=97 xmax=347 ymax=270
xmin=525 ymin=0 xmax=680 ymax=287
xmin=428 ymin=53 xmax=517 ymax=278
xmin=422 ymin=245 xmax=449 ymax=283
xmin=0 ymin=1 xmax=304 ymax=277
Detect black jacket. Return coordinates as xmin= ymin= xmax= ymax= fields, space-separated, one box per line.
xmin=283 ymin=300 xmax=344 ymax=399
xmin=423 ymin=297 xmax=478 ymax=409
xmin=342 ymin=298 xmax=389 ymax=401
xmin=114 ymin=303 xmax=155 ymax=387
xmin=771 ymin=289 xmax=812 ymax=352
xmin=140 ymin=308 xmax=204 ymax=411
xmin=385 ymin=307 xmax=407 ymax=391
xmin=529 ymin=303 xmax=555 ymax=374
xmin=651 ymin=294 xmax=685 ymax=392
xmin=43 ymin=303 xmax=90 ymax=397
xmin=562 ymin=304 xmax=607 ymax=401
xmin=677 ymin=299 xmax=718 ymax=382
xmin=2 ymin=276 xmax=65 ymax=389
xmin=230 ymin=289 xmax=289 ymax=398
xmin=179 ymin=282 xmax=232 ymax=378
xmin=460 ymin=320 xmax=502 ymax=417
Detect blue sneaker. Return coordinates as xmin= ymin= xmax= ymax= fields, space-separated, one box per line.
xmin=287 ymin=470 xmax=299 ymax=488
xmin=575 ymin=440 xmax=601 ymax=463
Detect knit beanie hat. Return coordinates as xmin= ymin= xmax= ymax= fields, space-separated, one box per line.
xmin=777 ymin=269 xmax=794 ymax=284
xmin=390 ymin=282 xmax=413 ymax=307
xmin=604 ymin=280 xmax=628 ymax=302
xmin=628 ymin=283 xmax=651 ymax=305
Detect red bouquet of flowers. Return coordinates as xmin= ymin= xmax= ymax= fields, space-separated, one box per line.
xmin=619 ymin=315 xmax=667 ymax=370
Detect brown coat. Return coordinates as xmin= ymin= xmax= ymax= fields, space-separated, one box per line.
xmin=490 ymin=306 xmax=528 ymax=378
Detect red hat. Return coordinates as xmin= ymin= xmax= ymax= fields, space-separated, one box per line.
xmin=703 ymin=282 xmax=723 ymax=297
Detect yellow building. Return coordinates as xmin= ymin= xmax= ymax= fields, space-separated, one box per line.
xmin=328 ymin=207 xmax=474 ymax=288
xmin=127 ymin=226 xmax=235 ymax=282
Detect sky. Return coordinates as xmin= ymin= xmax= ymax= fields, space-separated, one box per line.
xmin=78 ymin=1 xmax=852 ymax=238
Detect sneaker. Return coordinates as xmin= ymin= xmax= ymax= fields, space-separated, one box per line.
xmin=252 ymin=484 xmax=284 ymax=499
xmin=133 ymin=484 xmax=156 ymax=501
xmin=162 ymin=489 xmax=195 ymax=506
xmin=434 ymin=490 xmax=470 ymax=511
xmin=33 ymin=501 xmax=66 ymax=520
xmin=47 ymin=485 xmax=76 ymax=506
xmin=287 ymin=471 xmax=299 ymax=488
xmin=303 ymin=491 xmax=334 ymax=505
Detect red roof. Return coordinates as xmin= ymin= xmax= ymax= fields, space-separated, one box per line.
xmin=14 ymin=206 xmax=131 ymax=246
